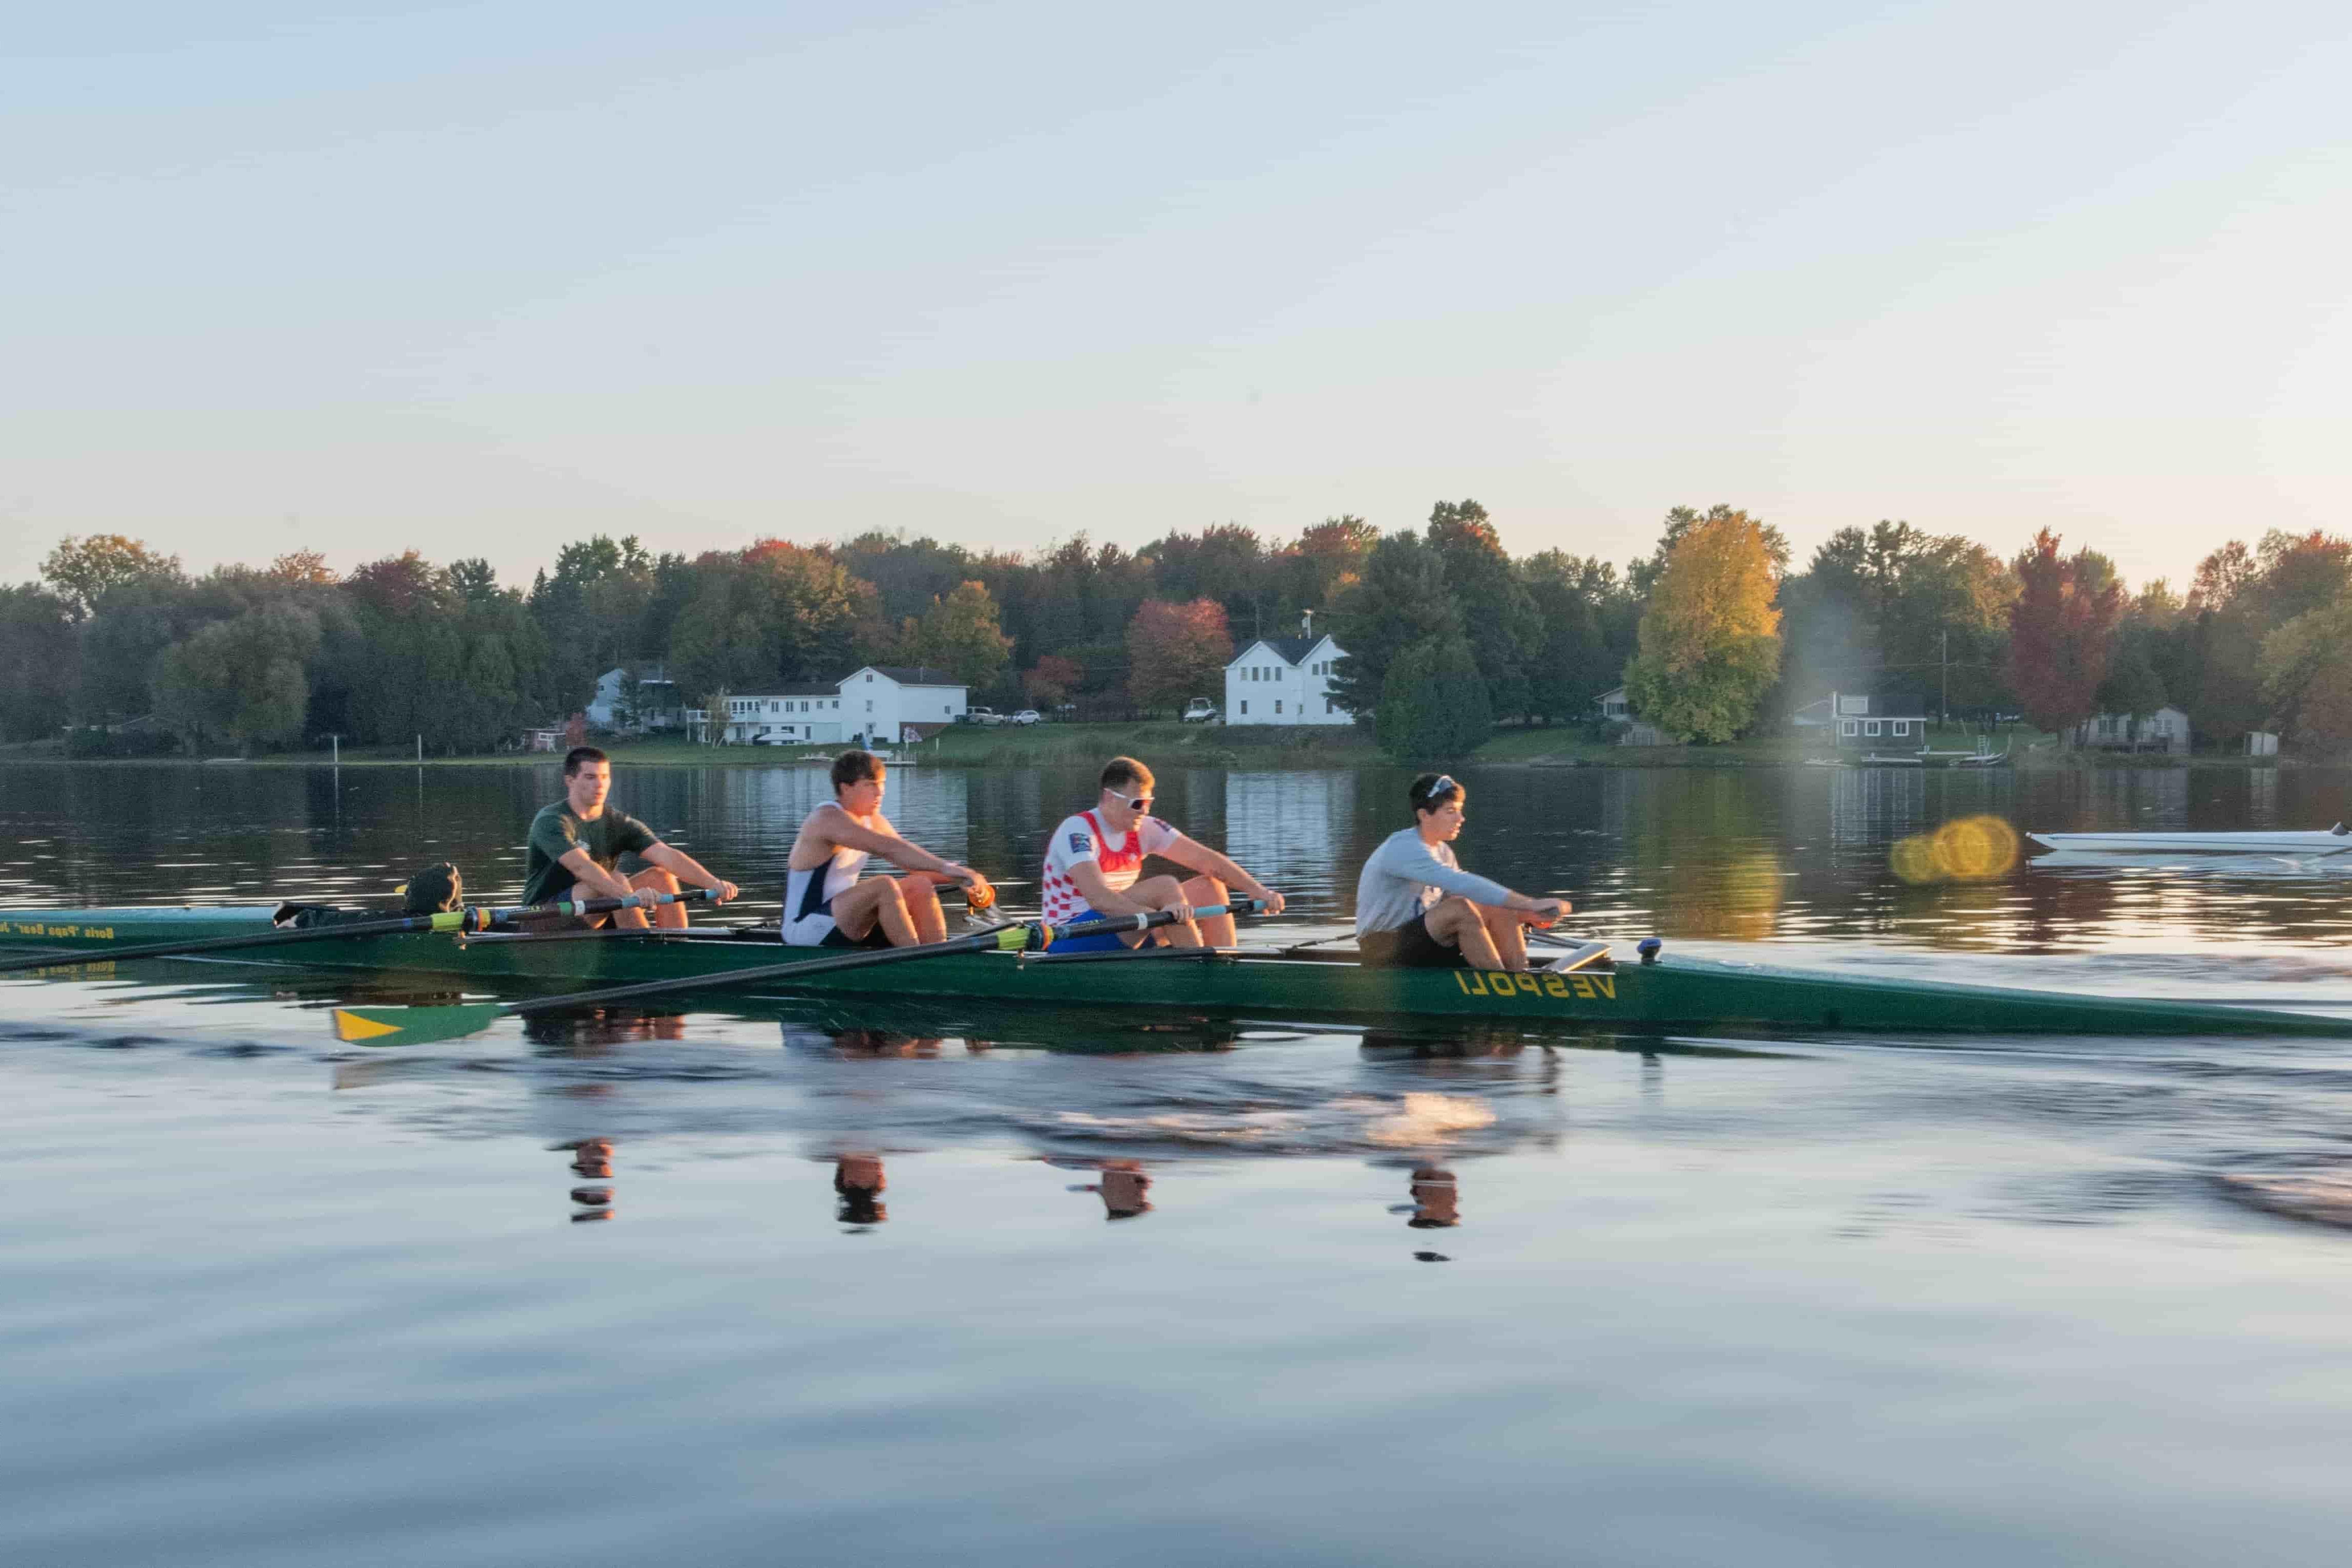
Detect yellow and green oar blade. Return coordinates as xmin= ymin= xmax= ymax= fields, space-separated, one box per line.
xmin=333 ymin=1002 xmax=507 ymax=1045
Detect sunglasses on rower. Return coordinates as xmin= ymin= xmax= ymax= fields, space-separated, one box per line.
xmin=1110 ymin=791 xmax=1154 ymax=812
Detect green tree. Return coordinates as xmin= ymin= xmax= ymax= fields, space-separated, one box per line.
xmin=1519 ymin=550 xmax=1629 ymax=724
xmin=669 ymin=540 xmax=867 ymax=706
xmin=1375 ymin=631 xmax=1492 ymax=759
xmin=1324 ymin=532 xmax=1456 ymax=718
xmin=1780 ymin=521 xmax=2014 ymax=720
xmin=41 ymin=534 xmax=184 ymax=618
xmin=2259 ymin=599 xmax=2352 ymax=751
xmin=910 ymin=580 xmax=1015 ymax=690
xmin=1623 ymin=510 xmax=1784 ymax=742
xmin=1424 ymin=499 xmax=1538 ymax=719
xmin=151 ymin=604 xmax=323 ymax=752
xmin=1143 ymin=524 xmax=1268 ymax=632
xmin=0 ymin=584 xmax=79 ymax=740
xmin=1275 ymin=517 xmax=1379 ymax=617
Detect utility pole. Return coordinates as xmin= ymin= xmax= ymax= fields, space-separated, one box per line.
xmin=1940 ymin=629 xmax=1949 ymax=729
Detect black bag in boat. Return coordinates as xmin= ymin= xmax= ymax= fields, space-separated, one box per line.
xmin=399 ymin=862 xmax=463 ymax=915
xmin=276 ymin=862 xmax=467 ymax=929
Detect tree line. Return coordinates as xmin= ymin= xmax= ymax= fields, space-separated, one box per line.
xmin=2 ymin=505 xmax=2344 ymax=756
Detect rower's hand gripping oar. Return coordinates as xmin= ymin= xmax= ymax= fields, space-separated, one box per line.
xmin=332 ymin=900 xmax=1268 ymax=1047
xmin=0 ymin=887 xmax=729 ymax=976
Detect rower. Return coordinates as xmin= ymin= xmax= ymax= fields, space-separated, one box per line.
xmin=1038 ymin=755 xmax=1285 ymax=952
xmin=1354 ymin=773 xmax=1565 ymax=971
xmin=782 ymin=750 xmax=992 ymax=949
xmin=523 ymin=747 xmax=738 ymax=927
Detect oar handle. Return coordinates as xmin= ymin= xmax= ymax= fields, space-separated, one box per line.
xmin=476 ymin=886 xmax=725 ymax=929
xmin=1034 ymin=897 xmax=1263 ymax=948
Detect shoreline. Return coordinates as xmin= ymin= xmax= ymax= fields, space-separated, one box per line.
xmin=0 ymin=722 xmax=2306 ymax=772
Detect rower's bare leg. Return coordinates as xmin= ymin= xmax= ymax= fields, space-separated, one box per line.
xmin=1181 ymin=875 xmax=1234 ymax=946
xmin=832 ymin=877 xmax=920 ymax=947
xmin=896 ymin=871 xmax=954 ymax=944
xmin=626 ymin=867 xmax=687 ymax=929
xmin=1475 ymin=901 xmax=1530 ymax=971
xmin=1425 ymin=896 xmax=1504 ymax=969
xmin=1125 ymin=874 xmax=1202 ymax=948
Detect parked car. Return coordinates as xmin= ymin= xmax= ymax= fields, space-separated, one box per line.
xmin=1009 ymin=709 xmax=1042 ymax=726
xmin=1180 ymin=698 xmax=1219 ymax=724
xmin=960 ymin=707 xmax=1005 ymax=727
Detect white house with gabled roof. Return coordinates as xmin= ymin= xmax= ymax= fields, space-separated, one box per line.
xmin=840 ymin=665 xmax=969 ymax=744
xmin=1222 ymin=615 xmax=1350 ymax=726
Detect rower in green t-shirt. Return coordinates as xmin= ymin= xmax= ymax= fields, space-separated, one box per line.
xmin=522 ymin=747 xmax=739 ymax=927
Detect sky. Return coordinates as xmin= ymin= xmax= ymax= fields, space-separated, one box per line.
xmin=5 ymin=1 xmax=2347 ymax=594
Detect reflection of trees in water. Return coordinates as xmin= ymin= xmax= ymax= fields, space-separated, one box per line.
xmin=1224 ymin=771 xmax=1357 ymax=913
xmin=1619 ymin=772 xmax=1787 ymax=939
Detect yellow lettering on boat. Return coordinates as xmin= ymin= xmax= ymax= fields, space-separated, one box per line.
xmin=1454 ymin=972 xmax=1472 ymax=994
xmin=1463 ymin=971 xmax=1489 ymax=995
xmin=1543 ymin=973 xmax=1568 ymax=998
xmin=1571 ymin=974 xmax=1594 ymax=999
xmin=1591 ymin=976 xmax=1616 ymax=1000
xmin=1515 ymin=973 xmax=1539 ymax=995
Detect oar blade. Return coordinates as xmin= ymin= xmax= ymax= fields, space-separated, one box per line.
xmin=332 ymin=1002 xmax=505 ymax=1046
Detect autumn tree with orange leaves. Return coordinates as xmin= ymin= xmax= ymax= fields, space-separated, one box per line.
xmin=2004 ymin=529 xmax=2123 ymax=739
xmin=1125 ymin=599 xmax=1233 ymax=715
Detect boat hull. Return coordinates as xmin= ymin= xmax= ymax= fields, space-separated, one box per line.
xmin=2028 ymin=828 xmax=2351 ymax=856
xmin=6 ymin=906 xmax=2349 ymax=1038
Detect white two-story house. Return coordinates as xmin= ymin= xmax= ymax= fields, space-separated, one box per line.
xmin=720 ymin=685 xmax=846 ymax=745
xmin=718 ymin=667 xmax=972 ymax=745
xmin=1223 ymin=618 xmax=1350 ymax=726
xmin=840 ymin=666 xmax=968 ymax=744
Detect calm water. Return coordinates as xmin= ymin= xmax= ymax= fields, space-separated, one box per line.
xmin=7 ymin=759 xmax=2352 ymax=1566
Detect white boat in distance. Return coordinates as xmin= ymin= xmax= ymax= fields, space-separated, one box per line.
xmin=2026 ymin=824 xmax=2351 ymax=856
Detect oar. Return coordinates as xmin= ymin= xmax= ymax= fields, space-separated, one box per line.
xmin=0 ymin=887 xmax=729 ymax=976
xmin=333 ymin=900 xmax=1266 ymax=1047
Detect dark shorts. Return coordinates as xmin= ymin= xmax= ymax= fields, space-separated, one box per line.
xmin=819 ymin=916 xmax=896 ymax=951
xmin=1357 ymin=911 xmax=1467 ymax=969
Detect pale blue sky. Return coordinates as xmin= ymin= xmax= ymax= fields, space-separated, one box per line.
xmin=6 ymin=2 xmax=2346 ymax=592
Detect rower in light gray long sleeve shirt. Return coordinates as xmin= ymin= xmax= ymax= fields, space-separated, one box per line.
xmin=1354 ymin=828 xmax=1516 ymax=938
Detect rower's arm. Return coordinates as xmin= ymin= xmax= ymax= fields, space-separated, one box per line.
xmin=1366 ymin=837 xmax=1563 ymax=922
xmin=819 ymin=816 xmax=980 ymax=885
xmin=1156 ymin=832 xmax=1284 ymax=914
xmin=641 ymin=842 xmax=740 ymax=902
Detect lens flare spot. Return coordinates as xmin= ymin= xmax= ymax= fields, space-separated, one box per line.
xmin=1893 ymin=816 xmax=2020 ymax=883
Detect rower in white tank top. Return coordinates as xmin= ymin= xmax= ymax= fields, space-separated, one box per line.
xmin=782 ymin=805 xmax=873 ymax=946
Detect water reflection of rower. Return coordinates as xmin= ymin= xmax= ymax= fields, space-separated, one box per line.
xmin=563 ymin=1138 xmax=615 ymax=1222
xmin=1406 ymin=1166 xmax=1458 ymax=1228
xmin=834 ymin=1154 xmax=887 ymax=1227
xmin=1089 ymin=1161 xmax=1154 ymax=1220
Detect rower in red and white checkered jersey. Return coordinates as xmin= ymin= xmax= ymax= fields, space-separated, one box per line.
xmin=1038 ymin=756 xmax=1286 ymax=952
